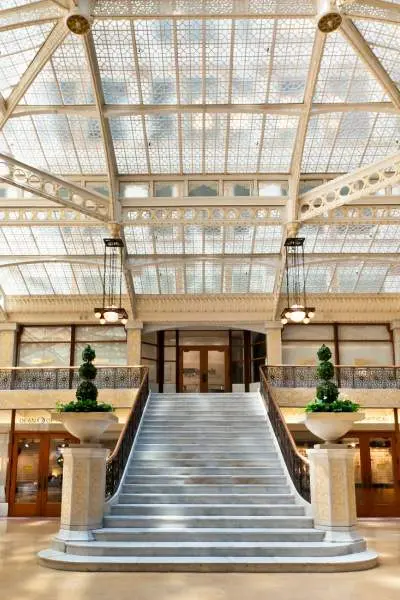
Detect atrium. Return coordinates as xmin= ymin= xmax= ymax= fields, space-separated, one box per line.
xmin=0 ymin=0 xmax=400 ymax=592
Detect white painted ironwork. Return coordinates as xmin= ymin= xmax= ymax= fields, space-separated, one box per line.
xmin=299 ymin=152 xmax=400 ymax=220
xmin=0 ymin=152 xmax=110 ymax=221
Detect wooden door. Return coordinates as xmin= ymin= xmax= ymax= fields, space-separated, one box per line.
xmin=9 ymin=432 xmax=75 ymax=517
xmin=179 ymin=346 xmax=229 ymax=393
xmin=344 ymin=431 xmax=400 ymax=517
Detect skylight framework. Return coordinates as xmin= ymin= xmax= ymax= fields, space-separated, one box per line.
xmin=0 ymin=0 xmax=399 ymax=308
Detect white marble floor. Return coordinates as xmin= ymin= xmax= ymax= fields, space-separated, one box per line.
xmin=0 ymin=518 xmax=399 ymax=600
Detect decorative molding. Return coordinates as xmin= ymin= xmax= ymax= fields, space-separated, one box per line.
xmin=123 ymin=206 xmax=284 ymax=226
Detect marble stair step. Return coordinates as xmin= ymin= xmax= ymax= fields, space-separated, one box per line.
xmin=132 ymin=451 xmax=277 ymax=460
xmin=119 ymin=493 xmax=295 ymax=505
xmin=124 ymin=475 xmax=285 ymax=485
xmin=64 ymin=541 xmax=360 ymax=559
xmin=135 ymin=443 xmax=276 ymax=451
xmin=129 ymin=459 xmax=278 ymax=467
xmin=111 ymin=504 xmax=304 ymax=517
xmin=127 ymin=467 xmax=284 ymax=476
xmin=93 ymin=528 xmax=325 ymax=543
xmin=103 ymin=515 xmax=314 ymax=529
xmin=122 ymin=484 xmax=289 ymax=495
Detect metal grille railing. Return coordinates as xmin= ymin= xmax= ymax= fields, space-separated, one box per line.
xmin=105 ymin=368 xmax=149 ymax=499
xmin=0 ymin=366 xmax=143 ymax=390
xmin=263 ymin=365 xmax=400 ymax=389
xmin=260 ymin=368 xmax=310 ymax=502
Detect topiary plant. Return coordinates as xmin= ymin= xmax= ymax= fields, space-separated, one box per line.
xmin=305 ymin=344 xmax=359 ymax=413
xmin=56 ymin=344 xmax=113 ymax=413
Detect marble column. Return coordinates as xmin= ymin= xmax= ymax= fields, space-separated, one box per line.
xmin=307 ymin=445 xmax=362 ymax=543
xmin=265 ymin=322 xmax=283 ymax=365
xmin=55 ymin=445 xmax=109 ymax=543
xmin=391 ymin=321 xmax=400 ymax=366
xmin=0 ymin=433 xmax=9 ymax=517
xmin=0 ymin=323 xmax=18 ymax=367
xmin=126 ymin=321 xmax=143 ymax=365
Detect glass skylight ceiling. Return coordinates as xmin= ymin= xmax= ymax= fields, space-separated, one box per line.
xmin=0 ymin=1 xmax=400 ymax=299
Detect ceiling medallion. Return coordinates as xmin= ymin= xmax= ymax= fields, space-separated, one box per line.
xmin=318 ymin=11 xmax=343 ymax=33
xmin=66 ymin=13 xmax=91 ymax=35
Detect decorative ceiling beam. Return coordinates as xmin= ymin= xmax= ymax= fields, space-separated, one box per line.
xmin=0 ymin=1 xmax=66 ymax=32
xmin=0 ymin=256 xmax=102 ymax=268
xmin=83 ymin=32 xmax=117 ymax=220
xmin=273 ymin=29 xmax=325 ymax=321
xmin=0 ymin=93 xmax=5 ymax=117
xmin=0 ymin=19 xmax=69 ymax=131
xmin=340 ymin=18 xmax=400 ymax=112
xmin=0 ymin=152 xmax=110 ymax=221
xmin=119 ymin=227 xmax=137 ymax=319
xmin=299 ymin=151 xmax=400 ymax=221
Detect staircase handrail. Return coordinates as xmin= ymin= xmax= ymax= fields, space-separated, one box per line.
xmin=260 ymin=367 xmax=310 ymax=502
xmin=105 ymin=367 xmax=149 ymax=499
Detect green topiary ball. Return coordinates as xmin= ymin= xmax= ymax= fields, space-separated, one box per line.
xmin=317 ymin=360 xmax=334 ymax=381
xmin=316 ymin=381 xmax=339 ymax=403
xmin=76 ymin=380 xmax=98 ymax=402
xmin=82 ymin=345 xmax=96 ymax=363
xmin=78 ymin=362 xmax=97 ymax=380
xmin=317 ymin=344 xmax=332 ymax=362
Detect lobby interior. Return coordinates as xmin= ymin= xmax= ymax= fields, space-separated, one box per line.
xmin=1 ymin=0 xmax=400 ymax=593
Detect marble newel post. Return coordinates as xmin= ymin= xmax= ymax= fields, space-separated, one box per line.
xmin=307 ymin=445 xmax=361 ymax=543
xmin=55 ymin=444 xmax=109 ymax=543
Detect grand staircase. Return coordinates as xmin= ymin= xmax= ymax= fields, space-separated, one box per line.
xmin=41 ymin=392 xmax=377 ymax=571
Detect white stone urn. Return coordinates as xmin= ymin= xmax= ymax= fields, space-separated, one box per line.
xmin=52 ymin=412 xmax=118 ymax=444
xmin=304 ymin=412 xmax=364 ymax=444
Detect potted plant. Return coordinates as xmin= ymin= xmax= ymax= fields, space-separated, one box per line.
xmin=304 ymin=344 xmax=364 ymax=443
xmin=54 ymin=345 xmax=117 ymax=443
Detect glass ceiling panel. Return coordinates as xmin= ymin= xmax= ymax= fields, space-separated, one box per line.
xmin=302 ymin=112 xmax=400 ymax=173
xmin=0 ymin=0 xmax=41 ymax=7
xmin=0 ymin=3 xmax=63 ymax=29
xmin=204 ymin=114 xmax=228 ymax=173
xmin=110 ymin=116 xmax=148 ymax=174
xmin=145 ymin=114 xmax=180 ymax=173
xmin=259 ymin=115 xmax=299 ymax=172
xmin=181 ymin=113 xmax=202 ymax=173
xmin=355 ymin=20 xmax=400 ymax=90
xmin=227 ymin=114 xmax=263 ymax=173
xmin=0 ymin=21 xmax=55 ymax=97
xmin=301 ymin=224 xmax=400 ymax=254
xmin=92 ymin=19 xmax=140 ymax=104
xmin=314 ymin=30 xmax=388 ymax=103
xmin=176 ymin=19 xmax=202 ymax=104
xmin=131 ymin=260 xmax=276 ymax=294
xmin=0 ymin=225 xmax=108 ymax=256
xmin=2 ymin=115 xmax=107 ymax=174
xmin=21 ymin=34 xmax=94 ymax=105
xmin=383 ymin=266 xmax=400 ymax=293
xmin=124 ymin=224 xmax=282 ymax=255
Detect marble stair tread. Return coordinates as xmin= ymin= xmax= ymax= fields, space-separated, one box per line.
xmin=121 ymin=485 xmax=290 ymax=494
xmin=102 ymin=515 xmax=315 ymax=528
xmin=93 ymin=528 xmax=326 ymax=542
xmin=111 ymin=504 xmax=305 ymax=516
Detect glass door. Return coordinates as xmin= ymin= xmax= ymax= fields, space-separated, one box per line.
xmin=9 ymin=433 xmax=74 ymax=517
xmin=180 ymin=346 xmax=229 ymax=393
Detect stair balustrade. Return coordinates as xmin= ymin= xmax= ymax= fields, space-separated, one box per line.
xmin=105 ymin=368 xmax=149 ymax=499
xmin=260 ymin=367 xmax=310 ymax=502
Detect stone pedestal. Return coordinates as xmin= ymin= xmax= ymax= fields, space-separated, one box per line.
xmin=0 ymin=433 xmax=9 ymax=517
xmin=55 ymin=445 xmax=108 ymax=542
xmin=307 ymin=445 xmax=362 ymax=543
xmin=391 ymin=321 xmax=400 ymax=366
xmin=0 ymin=323 xmax=18 ymax=367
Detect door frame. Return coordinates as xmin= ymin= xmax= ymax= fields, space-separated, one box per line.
xmin=178 ymin=345 xmax=230 ymax=393
xmin=8 ymin=431 xmax=75 ymax=517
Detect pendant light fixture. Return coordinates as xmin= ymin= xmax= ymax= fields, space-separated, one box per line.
xmin=281 ymin=237 xmax=315 ymax=326
xmin=94 ymin=238 xmax=128 ymax=325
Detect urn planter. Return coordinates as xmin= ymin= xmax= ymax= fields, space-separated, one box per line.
xmin=53 ymin=412 xmax=118 ymax=444
xmin=304 ymin=412 xmax=364 ymax=444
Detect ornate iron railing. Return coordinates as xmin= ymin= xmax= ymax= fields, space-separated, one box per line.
xmin=0 ymin=366 xmax=143 ymax=390
xmin=264 ymin=365 xmax=400 ymax=389
xmin=260 ymin=369 xmax=310 ymax=502
xmin=105 ymin=368 xmax=149 ymax=499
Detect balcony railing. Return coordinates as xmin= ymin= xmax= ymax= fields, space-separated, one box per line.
xmin=263 ymin=365 xmax=400 ymax=389
xmin=0 ymin=366 xmax=144 ymax=390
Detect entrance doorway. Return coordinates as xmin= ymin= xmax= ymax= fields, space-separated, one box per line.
xmin=343 ymin=431 xmax=400 ymax=517
xmin=179 ymin=346 xmax=229 ymax=393
xmin=9 ymin=432 xmax=75 ymax=517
